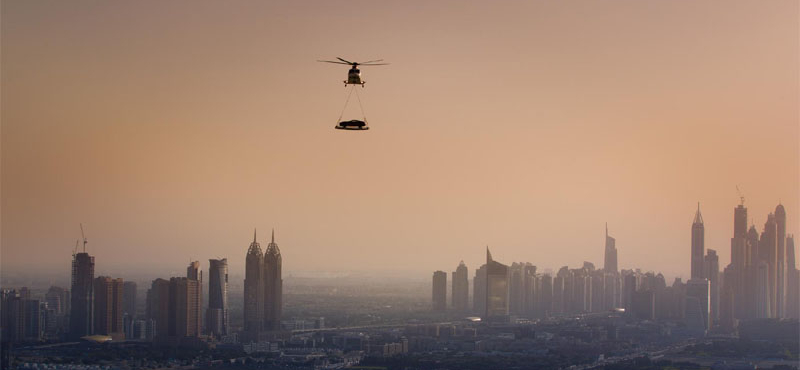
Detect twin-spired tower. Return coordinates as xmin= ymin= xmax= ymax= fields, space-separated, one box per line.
xmin=243 ymin=229 xmax=283 ymax=338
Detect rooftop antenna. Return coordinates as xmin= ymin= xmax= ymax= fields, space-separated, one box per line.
xmin=736 ymin=185 xmax=745 ymax=206
xmin=80 ymin=223 xmax=87 ymax=253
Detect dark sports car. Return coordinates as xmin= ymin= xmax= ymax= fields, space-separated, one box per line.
xmin=336 ymin=120 xmax=369 ymax=130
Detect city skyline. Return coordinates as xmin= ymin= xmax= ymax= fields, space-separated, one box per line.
xmin=1 ymin=199 xmax=796 ymax=284
xmin=2 ymin=0 xmax=797 ymax=279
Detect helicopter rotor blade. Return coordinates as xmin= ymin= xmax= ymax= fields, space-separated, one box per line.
xmin=318 ymin=60 xmax=352 ymax=65
xmin=336 ymin=57 xmax=354 ymax=64
xmin=359 ymin=63 xmax=390 ymax=66
xmin=359 ymin=59 xmax=384 ymax=64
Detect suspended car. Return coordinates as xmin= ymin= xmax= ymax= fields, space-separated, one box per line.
xmin=335 ymin=119 xmax=369 ymax=131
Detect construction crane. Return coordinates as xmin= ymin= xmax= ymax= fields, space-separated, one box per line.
xmin=736 ymin=185 xmax=745 ymax=206
xmin=72 ymin=239 xmax=79 ymax=256
xmin=80 ymin=223 xmax=88 ymax=253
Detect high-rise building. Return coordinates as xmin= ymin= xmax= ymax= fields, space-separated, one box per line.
xmin=23 ymin=299 xmax=44 ymax=342
xmin=122 ymin=281 xmax=137 ymax=317
xmin=45 ymin=286 xmax=69 ymax=316
xmin=244 ymin=229 xmax=264 ymax=334
xmin=93 ymin=277 xmax=124 ymax=340
xmin=451 ymin=261 xmax=469 ymax=312
xmin=729 ymin=203 xmax=749 ymax=320
xmin=146 ymin=278 xmax=170 ymax=339
xmin=473 ymin=264 xmax=487 ymax=315
xmin=774 ymin=204 xmax=786 ymax=318
xmin=704 ymin=249 xmax=719 ymax=322
xmin=604 ymin=223 xmax=618 ymax=273
xmin=263 ymin=230 xmax=283 ymax=331
xmin=686 ymin=278 xmax=710 ymax=334
xmin=538 ymin=274 xmax=553 ymax=318
xmin=786 ymin=235 xmax=799 ymax=319
xmin=522 ymin=264 xmax=536 ymax=316
xmin=755 ymin=261 xmax=771 ymax=318
xmin=2 ymin=289 xmax=26 ymax=343
xmin=432 ymin=271 xmax=447 ymax=312
xmin=509 ymin=264 xmax=524 ymax=315
xmin=603 ymin=272 xmax=620 ymax=310
xmin=207 ymin=258 xmax=228 ymax=336
xmin=45 ymin=286 xmax=69 ymax=339
xmin=169 ymin=277 xmax=201 ymax=338
xmin=719 ymin=265 xmax=737 ymax=332
xmin=760 ymin=214 xmax=778 ymax=318
xmin=691 ymin=204 xmax=705 ymax=279
xmin=631 ymin=290 xmax=655 ymax=320
xmin=69 ymin=252 xmax=95 ymax=340
xmin=746 ymin=224 xmax=760 ymax=318
xmin=186 ymin=261 xmax=202 ymax=335
xmin=485 ymin=248 xmax=509 ymax=320
xmin=591 ymin=270 xmax=605 ymax=313
xmin=622 ymin=272 xmax=639 ymax=312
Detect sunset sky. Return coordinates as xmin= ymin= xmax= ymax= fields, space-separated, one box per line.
xmin=1 ymin=0 xmax=797 ymax=281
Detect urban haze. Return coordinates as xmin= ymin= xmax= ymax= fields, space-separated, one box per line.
xmin=1 ymin=1 xmax=798 ymax=369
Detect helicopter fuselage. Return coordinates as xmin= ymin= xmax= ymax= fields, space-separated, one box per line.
xmin=345 ymin=67 xmax=364 ymax=86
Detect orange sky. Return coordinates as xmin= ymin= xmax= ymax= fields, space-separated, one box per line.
xmin=1 ymin=0 xmax=798 ymax=281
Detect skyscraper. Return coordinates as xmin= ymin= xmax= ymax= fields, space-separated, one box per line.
xmin=263 ymin=230 xmax=282 ymax=332
xmin=169 ymin=277 xmax=201 ymax=338
xmin=207 ymin=258 xmax=228 ymax=336
xmin=473 ymin=264 xmax=487 ymax=315
xmin=2 ymin=289 xmax=26 ymax=343
xmin=69 ymin=251 xmax=95 ymax=340
xmin=432 ymin=271 xmax=447 ymax=312
xmin=509 ymin=264 xmax=524 ymax=315
xmin=786 ymin=235 xmax=799 ymax=319
xmin=93 ymin=277 xmax=124 ymax=340
xmin=146 ymin=278 xmax=170 ymax=339
xmin=760 ymin=214 xmax=778 ymax=318
xmin=691 ymin=203 xmax=705 ymax=279
xmin=244 ymin=229 xmax=264 ymax=334
xmin=746 ymin=224 xmax=760 ymax=318
xmin=686 ymin=278 xmax=710 ymax=335
xmin=604 ymin=223 xmax=618 ymax=273
xmin=452 ymin=261 xmax=469 ymax=312
xmin=485 ymin=247 xmax=509 ymax=320
xmin=755 ymin=261 xmax=771 ymax=318
xmin=774 ymin=204 xmax=786 ymax=318
xmin=45 ymin=286 xmax=69 ymax=316
xmin=122 ymin=281 xmax=137 ymax=317
xmin=186 ymin=261 xmax=202 ymax=335
xmin=704 ymin=249 xmax=719 ymax=322
xmin=729 ymin=202 xmax=749 ymax=320
xmin=719 ymin=265 xmax=736 ymax=332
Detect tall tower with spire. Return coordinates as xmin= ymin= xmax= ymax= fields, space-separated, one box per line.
xmin=263 ymin=229 xmax=283 ymax=331
xmin=691 ymin=203 xmax=705 ymax=279
xmin=603 ymin=223 xmax=618 ymax=273
xmin=244 ymin=229 xmax=264 ymax=335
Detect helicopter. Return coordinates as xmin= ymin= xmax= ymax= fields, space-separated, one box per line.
xmin=317 ymin=57 xmax=389 ymax=87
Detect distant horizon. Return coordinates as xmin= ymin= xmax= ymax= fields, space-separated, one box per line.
xmin=2 ymin=195 xmax=795 ymax=288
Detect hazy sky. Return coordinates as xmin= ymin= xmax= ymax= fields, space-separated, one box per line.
xmin=2 ymin=0 xmax=798 ymax=282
